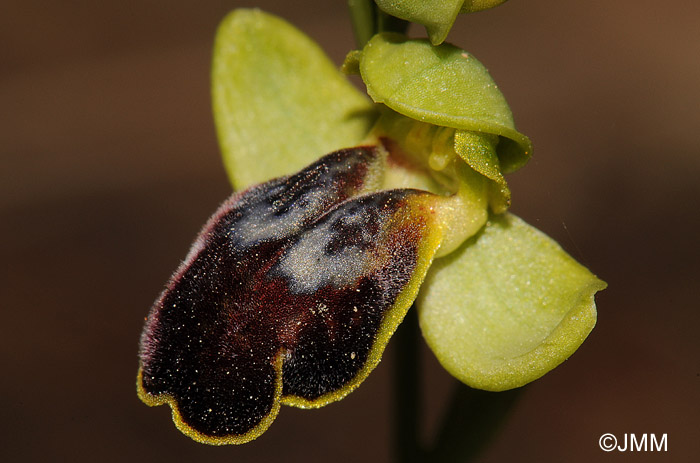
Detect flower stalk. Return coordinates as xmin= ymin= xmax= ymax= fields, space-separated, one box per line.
xmin=393 ymin=306 xmax=423 ymax=462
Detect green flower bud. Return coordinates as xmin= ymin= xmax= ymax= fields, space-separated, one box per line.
xmin=375 ymin=0 xmax=509 ymax=44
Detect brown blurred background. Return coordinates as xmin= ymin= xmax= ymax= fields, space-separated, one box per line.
xmin=1 ymin=1 xmax=698 ymax=461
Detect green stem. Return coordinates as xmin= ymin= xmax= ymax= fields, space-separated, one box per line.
xmin=376 ymin=8 xmax=409 ymax=36
xmin=348 ymin=0 xmax=376 ymax=48
xmin=392 ymin=307 xmax=523 ymax=463
xmin=393 ymin=307 xmax=423 ymax=463
xmin=348 ymin=0 xmax=409 ymax=48
xmin=392 ymin=306 xmax=522 ymax=463
xmin=428 ymin=384 xmax=523 ymax=462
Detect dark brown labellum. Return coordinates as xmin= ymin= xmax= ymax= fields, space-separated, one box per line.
xmin=137 ymin=146 xmax=442 ymax=444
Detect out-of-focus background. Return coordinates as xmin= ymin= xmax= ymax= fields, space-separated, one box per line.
xmin=2 ymin=1 xmax=698 ymax=461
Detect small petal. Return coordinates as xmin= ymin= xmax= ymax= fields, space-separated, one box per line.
xmin=453 ymin=130 xmax=511 ymax=213
xmin=417 ymin=213 xmax=606 ymax=391
xmin=138 ymin=147 xmax=443 ymax=443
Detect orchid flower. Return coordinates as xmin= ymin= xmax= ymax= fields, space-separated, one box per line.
xmin=137 ymin=7 xmax=606 ymax=445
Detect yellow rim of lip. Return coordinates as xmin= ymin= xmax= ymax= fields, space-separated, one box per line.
xmin=283 ymin=192 xmax=444 ymax=409
xmin=136 ymin=192 xmax=445 ymax=442
xmin=136 ymin=353 xmax=284 ymax=445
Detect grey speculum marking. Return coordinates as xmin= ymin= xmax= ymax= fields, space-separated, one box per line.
xmin=139 ymin=146 xmax=433 ymax=441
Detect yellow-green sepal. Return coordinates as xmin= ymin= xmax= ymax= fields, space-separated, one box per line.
xmin=374 ymin=0 xmax=509 ymax=45
xmin=212 ymin=9 xmax=377 ymax=190
xmin=417 ymin=213 xmax=607 ymax=391
xmin=358 ymin=33 xmax=532 ymax=175
xmin=374 ymin=0 xmax=463 ymax=45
